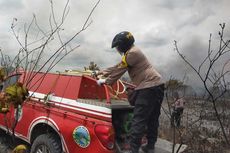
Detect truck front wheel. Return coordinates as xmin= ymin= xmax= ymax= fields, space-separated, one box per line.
xmin=30 ymin=134 xmax=62 ymax=153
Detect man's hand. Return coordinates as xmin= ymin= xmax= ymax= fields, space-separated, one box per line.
xmin=96 ymin=78 xmax=106 ymax=86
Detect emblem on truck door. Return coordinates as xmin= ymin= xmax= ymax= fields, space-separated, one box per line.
xmin=73 ymin=126 xmax=91 ymax=148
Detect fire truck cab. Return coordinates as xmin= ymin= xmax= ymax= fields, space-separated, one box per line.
xmin=0 ymin=71 xmax=134 ymax=153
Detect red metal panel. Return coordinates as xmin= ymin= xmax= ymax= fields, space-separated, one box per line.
xmin=14 ymin=101 xmax=114 ymax=153
xmin=27 ymin=72 xmax=58 ymax=94
xmin=78 ymin=76 xmax=106 ymax=100
xmin=25 ymin=72 xmax=81 ymax=99
xmin=62 ymin=75 xmax=82 ymax=99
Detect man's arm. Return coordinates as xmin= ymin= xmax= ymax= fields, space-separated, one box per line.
xmin=104 ymin=66 xmax=127 ymax=85
xmin=99 ymin=53 xmax=130 ymax=85
xmin=99 ymin=63 xmax=120 ymax=77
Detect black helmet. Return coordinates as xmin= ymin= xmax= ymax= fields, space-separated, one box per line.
xmin=111 ymin=31 xmax=135 ymax=53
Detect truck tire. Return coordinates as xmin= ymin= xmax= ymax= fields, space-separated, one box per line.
xmin=30 ymin=134 xmax=62 ymax=153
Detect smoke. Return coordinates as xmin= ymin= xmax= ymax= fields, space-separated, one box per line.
xmin=0 ymin=0 xmax=229 ymax=90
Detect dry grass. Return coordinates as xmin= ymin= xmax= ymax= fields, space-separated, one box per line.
xmin=158 ymin=98 xmax=230 ymax=153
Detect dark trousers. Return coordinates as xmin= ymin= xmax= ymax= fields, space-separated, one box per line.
xmin=171 ymin=108 xmax=184 ymax=127
xmin=130 ymin=84 xmax=164 ymax=153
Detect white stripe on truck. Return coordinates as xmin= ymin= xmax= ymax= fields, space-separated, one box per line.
xmin=29 ymin=91 xmax=112 ymax=118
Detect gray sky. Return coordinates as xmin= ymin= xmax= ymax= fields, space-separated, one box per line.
xmin=0 ymin=0 xmax=229 ymax=87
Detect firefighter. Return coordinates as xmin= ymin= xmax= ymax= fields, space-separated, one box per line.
xmin=96 ymin=31 xmax=165 ymax=153
xmin=0 ymin=67 xmax=6 ymax=91
xmin=171 ymin=92 xmax=185 ymax=128
xmin=0 ymin=67 xmax=8 ymax=113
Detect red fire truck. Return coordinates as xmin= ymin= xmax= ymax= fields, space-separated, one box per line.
xmin=0 ymin=70 xmax=134 ymax=153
